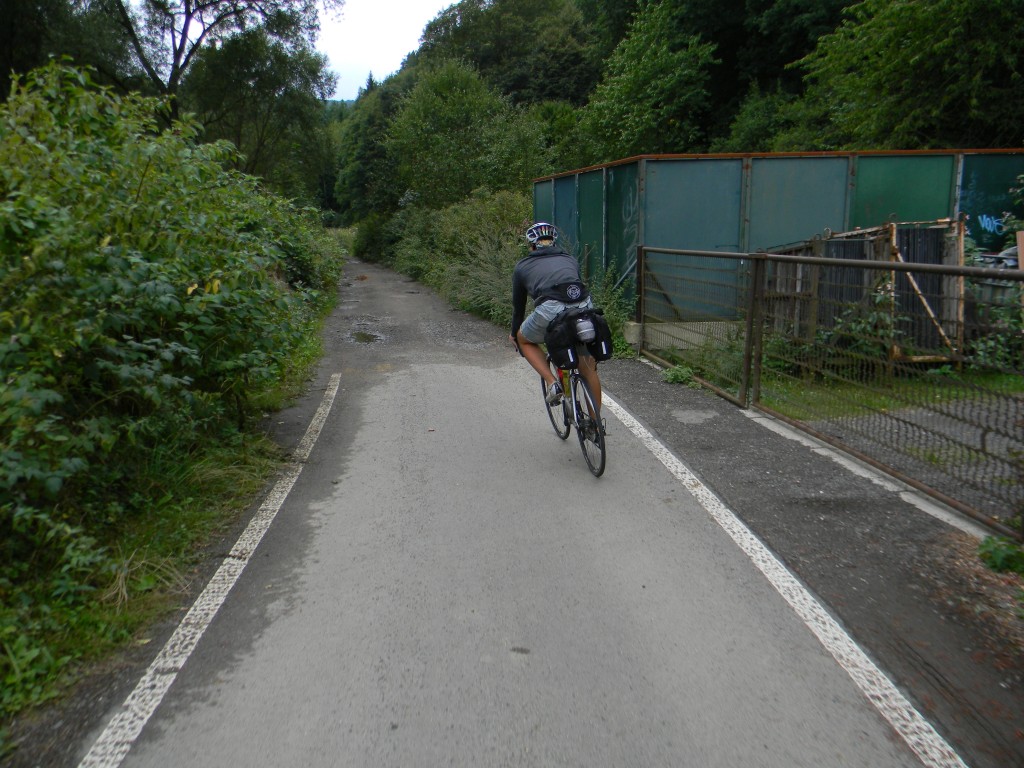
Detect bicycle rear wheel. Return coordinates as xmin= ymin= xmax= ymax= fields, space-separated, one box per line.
xmin=571 ymin=374 xmax=606 ymax=476
xmin=542 ymin=365 xmax=570 ymax=440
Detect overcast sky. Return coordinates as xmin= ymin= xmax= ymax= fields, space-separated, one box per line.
xmin=317 ymin=0 xmax=456 ymax=101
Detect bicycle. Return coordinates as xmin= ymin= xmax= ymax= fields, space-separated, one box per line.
xmin=543 ymin=356 xmax=606 ymax=477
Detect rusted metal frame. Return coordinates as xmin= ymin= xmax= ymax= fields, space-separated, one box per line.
xmin=642 ymin=348 xmax=747 ymax=408
xmin=745 ymin=255 xmax=767 ymax=407
xmin=635 ymin=245 xmax=645 ymax=323
xmin=883 ymin=224 xmax=899 ymax=377
xmin=642 ymin=269 xmax=685 ymax=323
xmin=1018 ymin=231 xmax=1024 ymax=320
xmin=804 ymin=239 xmax=823 ymax=343
xmin=532 ymin=149 xmax=1024 ymax=185
xmin=639 ymin=243 xmax=1022 ymax=539
xmin=753 ymin=402 xmax=1023 ymax=541
xmin=946 ymin=222 xmax=966 ymax=368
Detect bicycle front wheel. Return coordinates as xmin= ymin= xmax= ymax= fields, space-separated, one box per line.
xmin=542 ymin=365 xmax=570 ymax=440
xmin=571 ymin=375 xmax=606 ymax=477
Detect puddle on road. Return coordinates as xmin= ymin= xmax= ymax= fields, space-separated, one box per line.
xmin=352 ymin=331 xmax=380 ymax=343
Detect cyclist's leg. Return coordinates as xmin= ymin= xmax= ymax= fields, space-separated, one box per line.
xmin=516 ymin=330 xmax=558 ymax=387
xmin=517 ymin=306 xmax=561 ymax=388
xmin=577 ymin=353 xmax=601 ymax=410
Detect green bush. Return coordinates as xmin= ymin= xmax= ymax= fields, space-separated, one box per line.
xmin=382 ymin=189 xmax=638 ymax=355
xmin=387 ymin=188 xmax=532 ymax=326
xmin=978 ymin=536 xmax=1024 ymax=575
xmin=0 ymin=63 xmax=340 ymax=718
xmin=353 ymin=211 xmax=394 ymax=264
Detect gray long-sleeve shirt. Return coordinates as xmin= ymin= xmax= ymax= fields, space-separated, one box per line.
xmin=510 ymin=246 xmax=587 ymax=335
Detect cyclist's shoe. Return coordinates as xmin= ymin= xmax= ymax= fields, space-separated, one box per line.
xmin=546 ymin=380 xmax=563 ymax=405
xmin=584 ymin=418 xmax=607 ymax=441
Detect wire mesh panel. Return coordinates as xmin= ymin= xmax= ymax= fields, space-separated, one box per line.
xmin=758 ymin=229 xmax=1022 ymax=533
xmin=640 ymin=250 xmax=752 ymax=405
xmin=639 ymin=233 xmax=1024 ymax=536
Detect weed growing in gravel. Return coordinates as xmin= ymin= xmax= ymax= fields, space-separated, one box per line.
xmin=662 ymin=365 xmax=699 ymax=386
xmin=979 ymin=536 xmax=1024 ymax=575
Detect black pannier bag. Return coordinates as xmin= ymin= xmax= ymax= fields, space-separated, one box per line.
xmin=586 ymin=309 xmax=614 ymax=361
xmin=544 ymin=310 xmax=580 ymax=368
xmin=544 ymin=307 xmax=613 ymax=366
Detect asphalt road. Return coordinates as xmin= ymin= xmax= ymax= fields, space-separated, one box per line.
xmin=11 ymin=258 xmax=1020 ymax=767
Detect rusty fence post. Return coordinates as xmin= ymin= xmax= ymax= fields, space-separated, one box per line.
xmin=743 ymin=254 xmax=767 ymax=408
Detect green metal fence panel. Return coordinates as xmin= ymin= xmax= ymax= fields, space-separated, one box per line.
xmin=533 ymin=149 xmax=1024 ymax=296
xmin=577 ymin=169 xmax=605 ymax=277
xmin=747 ymin=156 xmax=850 ymax=250
xmin=851 ymin=154 xmax=955 ymax=229
xmin=533 ymin=179 xmax=553 ymax=223
xmin=645 ymin=159 xmax=743 ymax=251
xmin=606 ymin=162 xmax=640 ymax=284
xmin=643 ymin=159 xmax=744 ymax=319
xmin=553 ymin=175 xmax=577 ymax=253
xmin=958 ymin=153 xmax=1024 ymax=253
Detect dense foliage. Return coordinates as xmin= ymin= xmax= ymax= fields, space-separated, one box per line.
xmin=783 ymin=0 xmax=1024 ymax=150
xmin=580 ymin=0 xmax=719 ymax=158
xmin=181 ymin=29 xmax=338 ymax=205
xmin=385 ymin=61 xmax=549 ymax=207
xmin=2 ymin=1 xmax=344 ymax=208
xmin=0 ymin=64 xmax=340 ymax=720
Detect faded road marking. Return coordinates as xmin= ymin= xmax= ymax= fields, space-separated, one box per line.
xmin=77 ymin=374 xmax=342 ymax=768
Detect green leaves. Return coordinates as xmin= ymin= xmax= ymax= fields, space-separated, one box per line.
xmin=978 ymin=536 xmax=1024 ymax=574
xmin=0 ymin=62 xmax=341 ymax=716
xmin=384 ymin=61 xmax=548 ymax=208
xmin=580 ymin=0 xmax=718 ymax=159
xmin=790 ymin=0 xmax=1024 ymax=149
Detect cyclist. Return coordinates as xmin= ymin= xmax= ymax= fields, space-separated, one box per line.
xmin=509 ymin=222 xmax=602 ymax=408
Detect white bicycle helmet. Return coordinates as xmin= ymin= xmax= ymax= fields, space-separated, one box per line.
xmin=525 ymin=222 xmax=558 ymax=245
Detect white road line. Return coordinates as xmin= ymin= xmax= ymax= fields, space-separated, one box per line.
xmin=604 ymin=393 xmax=970 ymax=768
xmin=77 ymin=374 xmax=343 ymax=768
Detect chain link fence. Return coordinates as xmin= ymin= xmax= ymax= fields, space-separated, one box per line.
xmin=637 ymin=222 xmax=1024 ymax=538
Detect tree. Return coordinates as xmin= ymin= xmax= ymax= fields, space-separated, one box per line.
xmin=333 ymin=70 xmax=418 ymax=225
xmin=181 ymin=29 xmax=336 ymax=204
xmin=0 ymin=0 xmax=142 ymax=100
xmin=711 ymin=0 xmax=847 ymax=152
xmin=100 ymin=0 xmax=343 ymax=118
xmin=574 ymin=0 xmax=640 ymax=61
xmin=739 ymin=0 xmax=848 ymax=94
xmin=787 ymin=0 xmax=1024 ymax=149
xmin=420 ymin=0 xmax=601 ymax=106
xmin=1 ymin=0 xmax=66 ymax=100
xmin=580 ymin=0 xmax=718 ymax=160
xmin=384 ymin=60 xmax=549 ymax=207
xmin=711 ymin=86 xmax=798 ymax=153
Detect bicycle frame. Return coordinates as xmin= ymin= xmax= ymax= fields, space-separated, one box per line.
xmin=562 ymin=369 xmax=589 ymax=428
xmin=544 ymin=359 xmax=606 ymax=477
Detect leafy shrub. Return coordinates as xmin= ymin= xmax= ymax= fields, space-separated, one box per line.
xmin=978 ymin=536 xmax=1024 ymax=575
xmin=964 ymin=298 xmax=1024 ymax=372
xmin=0 ymin=63 xmax=340 ymax=717
xmin=353 ymin=211 xmax=394 ymax=264
xmin=662 ymin=364 xmax=698 ymax=386
xmin=387 ymin=188 xmax=532 ymax=326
